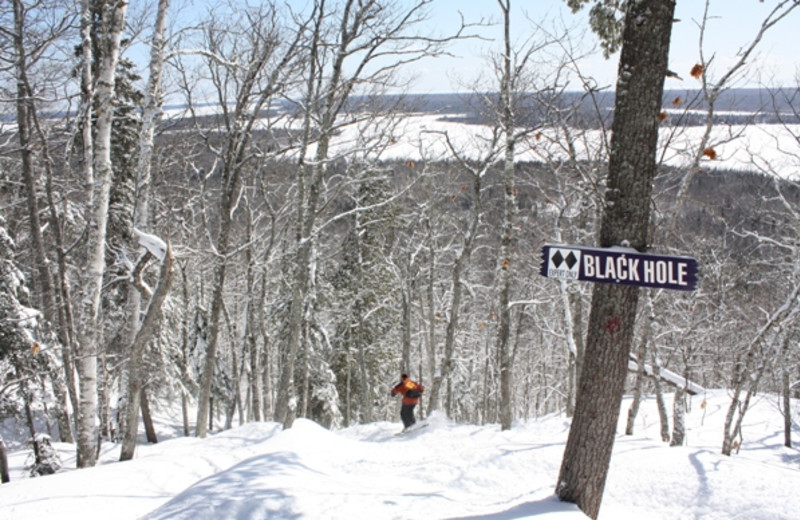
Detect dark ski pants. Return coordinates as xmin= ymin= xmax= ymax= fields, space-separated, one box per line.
xmin=401 ymin=403 xmax=417 ymax=428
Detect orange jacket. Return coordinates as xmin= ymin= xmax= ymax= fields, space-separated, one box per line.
xmin=392 ymin=377 xmax=424 ymax=405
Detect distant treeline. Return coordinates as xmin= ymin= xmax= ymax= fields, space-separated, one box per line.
xmin=342 ymin=88 xmax=800 ymax=128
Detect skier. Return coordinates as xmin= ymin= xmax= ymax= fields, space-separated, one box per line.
xmin=390 ymin=374 xmax=424 ymax=430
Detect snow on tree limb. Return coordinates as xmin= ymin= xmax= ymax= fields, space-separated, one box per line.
xmin=133 ymin=228 xmax=167 ymax=261
xmin=627 ymin=355 xmax=705 ymax=396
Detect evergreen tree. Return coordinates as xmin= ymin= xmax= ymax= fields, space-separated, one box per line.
xmin=0 ymin=219 xmax=62 ymax=473
xmin=331 ymin=166 xmax=400 ymax=425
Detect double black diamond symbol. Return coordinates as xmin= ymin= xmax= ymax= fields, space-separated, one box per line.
xmin=551 ymin=250 xmax=578 ymax=270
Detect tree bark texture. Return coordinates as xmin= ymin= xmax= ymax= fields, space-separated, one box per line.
xmin=670 ymin=388 xmax=686 ymax=446
xmin=75 ymin=0 xmax=127 ymax=468
xmin=556 ymin=1 xmax=676 ymax=518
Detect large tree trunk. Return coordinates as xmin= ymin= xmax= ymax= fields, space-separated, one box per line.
xmin=75 ymin=0 xmax=127 ymax=469
xmin=556 ymin=2 xmax=676 ymax=518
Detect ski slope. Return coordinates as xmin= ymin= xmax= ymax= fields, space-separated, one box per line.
xmin=1 ymin=390 xmax=798 ymax=519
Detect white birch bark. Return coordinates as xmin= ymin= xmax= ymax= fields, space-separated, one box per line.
xmin=118 ymin=0 xmax=170 ymax=462
xmin=75 ymin=0 xmax=127 ymax=468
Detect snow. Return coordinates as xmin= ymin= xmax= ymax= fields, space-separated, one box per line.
xmin=161 ymin=101 xmax=800 ymax=180
xmin=627 ymin=356 xmax=706 ymax=395
xmin=133 ymin=228 xmax=168 ymax=261
xmin=313 ymin=113 xmax=800 ymax=180
xmin=2 ymin=390 xmax=798 ymax=520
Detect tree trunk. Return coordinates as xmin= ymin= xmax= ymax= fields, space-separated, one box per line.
xmin=119 ymin=0 xmax=170 ymax=451
xmin=0 ymin=436 xmax=9 ymax=483
xmin=556 ymin=2 xmax=676 ymax=518
xmin=429 ymin=174 xmax=481 ymax=415
xmin=75 ymin=0 xmax=127 ymax=469
xmin=12 ymin=0 xmax=75 ymax=446
xmin=626 ymin=295 xmax=655 ymax=435
xmin=565 ymin=287 xmax=585 ymax=418
xmin=140 ymin=389 xmax=158 ymax=444
xmin=651 ymin=353 xmax=671 ymax=442
xmin=179 ymin=264 xmax=191 ymax=437
xmin=119 ymin=245 xmax=174 ymax=460
xmin=401 ymin=278 xmax=412 ymax=374
xmin=195 ymin=225 xmax=231 ymax=438
xmin=274 ymin=234 xmax=313 ymax=428
xmin=245 ymin=214 xmax=262 ymax=422
xmin=670 ymin=388 xmax=686 ymax=446
xmin=783 ymin=364 xmax=792 ymax=448
xmin=425 ymin=229 xmax=437 ymax=403
xmin=494 ymin=0 xmax=517 ymax=433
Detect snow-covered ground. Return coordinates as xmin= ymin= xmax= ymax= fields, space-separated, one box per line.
xmin=159 ymin=102 xmax=800 ymax=180
xmin=314 ymin=112 xmax=800 ymax=180
xmin=1 ymin=389 xmax=798 ymax=520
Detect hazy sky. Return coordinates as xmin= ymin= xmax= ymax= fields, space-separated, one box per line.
xmin=412 ymin=0 xmax=800 ymax=93
xmin=165 ymin=0 xmax=800 ymax=94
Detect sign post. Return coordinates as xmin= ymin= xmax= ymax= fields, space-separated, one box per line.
xmin=540 ymin=244 xmax=698 ymax=291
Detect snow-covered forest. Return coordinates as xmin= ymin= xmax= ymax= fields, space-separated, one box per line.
xmin=1 ymin=0 xmax=800 ymax=517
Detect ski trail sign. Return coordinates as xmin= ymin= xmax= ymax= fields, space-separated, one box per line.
xmin=540 ymin=244 xmax=698 ymax=291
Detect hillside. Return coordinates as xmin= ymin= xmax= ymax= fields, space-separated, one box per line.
xmin=1 ymin=390 xmax=798 ymax=519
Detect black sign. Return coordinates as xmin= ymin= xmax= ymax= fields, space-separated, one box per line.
xmin=540 ymin=244 xmax=699 ymax=291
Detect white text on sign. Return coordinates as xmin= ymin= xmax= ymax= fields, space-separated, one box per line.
xmin=582 ymin=254 xmax=690 ymax=287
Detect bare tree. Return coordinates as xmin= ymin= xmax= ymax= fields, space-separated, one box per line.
xmin=117 ymin=0 xmax=172 ymax=461
xmin=173 ymin=2 xmax=303 ymax=438
xmin=5 ymin=0 xmax=76 ymax=444
xmin=274 ymin=0 xmax=469 ymax=429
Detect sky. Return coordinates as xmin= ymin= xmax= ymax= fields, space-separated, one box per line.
xmin=410 ymin=0 xmax=800 ymax=93
xmin=146 ymin=0 xmax=799 ymax=98
xmin=1 ymin=389 xmax=798 ymax=519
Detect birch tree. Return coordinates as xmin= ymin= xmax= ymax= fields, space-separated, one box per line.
xmin=118 ymin=0 xmax=171 ymax=461
xmin=74 ymin=0 xmax=127 ymax=468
